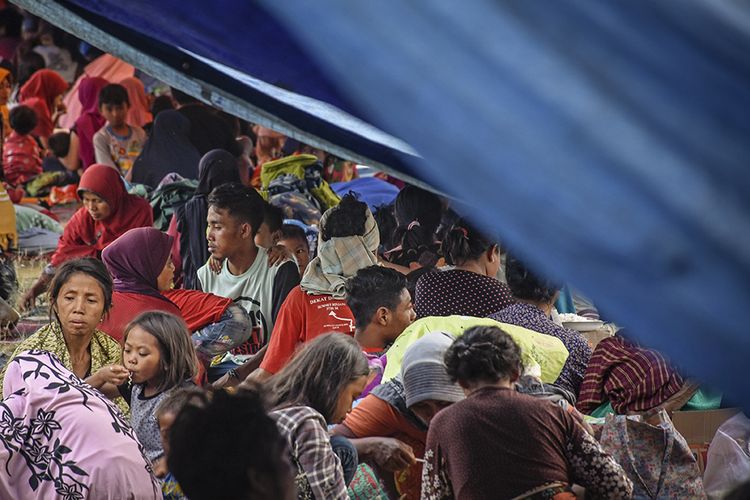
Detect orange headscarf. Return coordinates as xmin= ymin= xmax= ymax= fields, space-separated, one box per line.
xmin=119 ymin=77 xmax=152 ymax=127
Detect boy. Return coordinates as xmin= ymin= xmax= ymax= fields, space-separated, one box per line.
xmin=198 ymin=183 xmax=299 ymax=361
xmin=2 ymin=105 xmax=42 ymax=187
xmin=253 ymin=201 xmax=284 ymax=249
xmin=93 ymin=83 xmax=147 ymax=181
xmin=278 ymin=223 xmax=310 ymax=276
xmin=345 ymin=265 xmax=416 ymax=352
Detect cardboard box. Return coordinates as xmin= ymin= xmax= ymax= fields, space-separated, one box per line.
xmin=672 ymin=408 xmax=741 ymax=473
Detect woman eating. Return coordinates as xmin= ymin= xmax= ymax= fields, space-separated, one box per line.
xmin=421 ymin=325 xmax=632 ymax=499
xmin=0 ymin=258 xmax=129 ymax=413
xmin=20 ymin=164 xmax=153 ymax=309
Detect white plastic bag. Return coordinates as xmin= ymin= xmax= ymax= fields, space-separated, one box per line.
xmin=703 ymin=413 xmax=750 ymax=499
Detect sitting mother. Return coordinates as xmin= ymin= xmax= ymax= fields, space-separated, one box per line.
xmin=100 ymin=227 xmax=250 ymax=369
xmin=0 ymin=258 xmax=129 ymax=413
xmin=20 ymin=164 xmax=153 ymax=309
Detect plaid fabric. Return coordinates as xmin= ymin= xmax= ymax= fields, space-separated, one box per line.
xmin=576 ymin=335 xmax=684 ymax=414
xmin=300 ymin=205 xmax=379 ymax=299
xmin=272 ymin=406 xmax=348 ymax=500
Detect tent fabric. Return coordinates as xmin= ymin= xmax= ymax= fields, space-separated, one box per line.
xmin=15 ymin=0 xmax=750 ymax=410
xmin=14 ymin=0 xmax=427 ymax=189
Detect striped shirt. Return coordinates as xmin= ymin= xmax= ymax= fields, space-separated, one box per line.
xmin=576 ymin=335 xmax=684 ymax=414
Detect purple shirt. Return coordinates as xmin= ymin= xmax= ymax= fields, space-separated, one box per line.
xmin=489 ymin=302 xmax=592 ymax=396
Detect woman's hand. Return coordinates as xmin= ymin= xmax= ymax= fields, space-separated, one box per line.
xmin=365 ymin=437 xmax=417 ymax=471
xmin=267 ymin=245 xmax=292 ymax=267
xmin=89 ymin=364 xmax=130 ymax=388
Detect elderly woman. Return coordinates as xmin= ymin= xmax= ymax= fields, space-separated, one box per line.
xmin=20 ymin=164 xmax=153 ymax=309
xmin=1 ymin=258 xmax=129 ymax=413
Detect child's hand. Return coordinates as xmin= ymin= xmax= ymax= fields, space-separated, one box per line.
xmin=267 ymin=245 xmax=292 ymax=267
xmin=153 ymin=456 xmax=168 ymax=478
xmin=208 ymin=256 xmax=223 ymax=274
xmin=93 ymin=365 xmax=130 ymax=386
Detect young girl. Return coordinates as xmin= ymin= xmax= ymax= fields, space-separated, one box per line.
xmin=119 ymin=311 xmax=198 ymax=467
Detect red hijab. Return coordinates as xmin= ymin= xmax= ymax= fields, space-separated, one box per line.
xmin=74 ymin=76 xmax=109 ymax=169
xmin=50 ymin=165 xmax=154 ymax=266
xmin=19 ymin=69 xmax=69 ymax=138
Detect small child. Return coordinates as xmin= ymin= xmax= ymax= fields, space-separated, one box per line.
xmin=93 ymin=83 xmax=147 ymax=181
xmin=155 ymin=387 xmax=206 ymax=500
xmin=42 ymin=131 xmax=79 ymax=184
xmin=278 ymin=223 xmax=311 ymax=276
xmin=254 ymin=201 xmax=284 ymax=249
xmin=119 ymin=311 xmax=198 ymax=467
xmin=2 ymin=105 xmax=42 ymax=186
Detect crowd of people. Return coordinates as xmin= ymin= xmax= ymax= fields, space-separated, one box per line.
xmin=0 ymin=6 xmax=732 ymax=500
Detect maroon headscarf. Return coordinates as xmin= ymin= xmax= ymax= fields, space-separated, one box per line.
xmin=102 ymin=227 xmax=173 ymax=300
xmin=74 ymin=77 xmax=109 ymax=169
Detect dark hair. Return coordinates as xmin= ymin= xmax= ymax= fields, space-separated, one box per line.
xmin=395 ymin=186 xmax=442 ymax=233
xmin=320 ymin=194 xmax=368 ymax=242
xmin=207 ymin=183 xmax=265 ymax=235
xmin=123 ymin=311 xmax=198 ymax=393
xmin=270 ymin=333 xmax=369 ymax=423
xmin=171 ymin=88 xmax=199 ymax=105
xmin=345 ymin=266 xmax=407 ymax=329
xmin=440 ymin=218 xmax=496 ymax=266
xmin=505 ymin=255 xmax=560 ymax=303
xmin=9 ymin=105 xmax=37 ymax=135
xmin=168 ymin=388 xmax=291 ymax=500
xmin=279 ymin=224 xmax=307 ymax=247
xmin=98 ymin=83 xmax=129 ymax=107
xmin=48 ymin=258 xmax=113 ymax=321
xmin=151 ymin=94 xmax=175 ymax=117
xmin=373 ymin=203 xmax=397 ymax=252
xmin=262 ymin=202 xmax=284 ymax=233
xmin=444 ymin=325 xmax=522 ymax=385
xmin=156 ymin=386 xmax=206 ymax=420
xmin=15 ymin=51 xmax=45 ymax=87
xmin=48 ymin=131 xmax=70 ymax=158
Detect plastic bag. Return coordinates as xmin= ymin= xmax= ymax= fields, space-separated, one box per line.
xmin=703 ymin=413 xmax=750 ymax=499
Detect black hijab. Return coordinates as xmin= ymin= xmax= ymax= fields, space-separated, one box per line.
xmin=131 ymin=110 xmax=201 ymax=187
xmin=176 ymin=149 xmax=241 ymax=289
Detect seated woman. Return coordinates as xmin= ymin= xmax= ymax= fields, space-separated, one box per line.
xmin=422 ymin=326 xmax=632 ymax=499
xmin=489 ymin=255 xmax=592 ymax=397
xmin=413 ymin=219 xmax=513 ymax=318
xmin=172 ymin=149 xmax=241 ymax=290
xmin=20 ymin=164 xmax=153 ymax=309
xmin=333 ymin=331 xmax=465 ymax=500
xmin=382 ymin=186 xmax=444 ymax=272
xmin=0 ymin=258 xmax=129 ymax=413
xmin=0 ymin=351 xmax=160 ymax=499
xmin=18 ymin=68 xmax=68 ymax=145
xmin=268 ymin=333 xmax=370 ymax=499
xmin=576 ymin=330 xmax=699 ymax=415
xmin=100 ymin=227 xmax=250 ymax=370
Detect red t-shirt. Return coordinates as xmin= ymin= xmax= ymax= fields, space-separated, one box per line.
xmin=260 ymin=286 xmax=355 ymax=374
xmin=162 ymin=289 xmax=230 ymax=331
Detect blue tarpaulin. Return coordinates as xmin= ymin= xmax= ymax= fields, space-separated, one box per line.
xmin=15 ymin=0 xmax=750 ymax=408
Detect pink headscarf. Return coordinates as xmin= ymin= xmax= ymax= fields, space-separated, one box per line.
xmin=74 ymin=76 xmax=109 ymax=168
xmin=120 ymin=76 xmax=152 ymax=127
xmin=0 ymin=351 xmax=161 ymax=499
